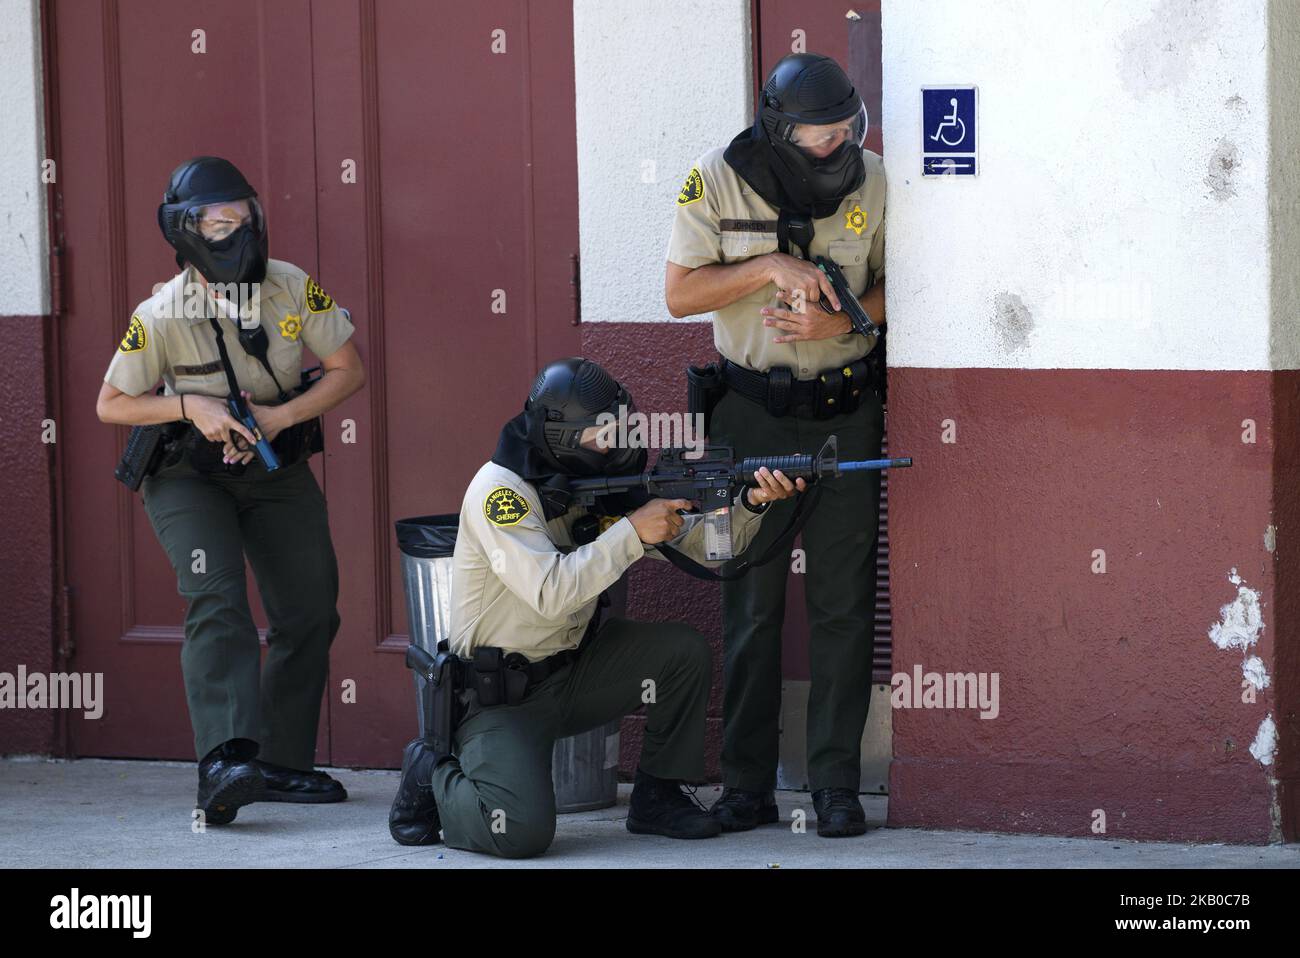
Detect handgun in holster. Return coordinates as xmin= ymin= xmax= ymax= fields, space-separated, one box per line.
xmin=686 ymin=361 xmax=728 ymax=440
xmin=114 ymin=415 xmax=189 ymax=492
xmin=405 ymin=640 xmax=464 ymax=755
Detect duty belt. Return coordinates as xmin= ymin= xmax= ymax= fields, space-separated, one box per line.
xmin=720 ymin=357 xmax=875 ymax=419
xmin=462 ymin=645 xmax=580 ymax=700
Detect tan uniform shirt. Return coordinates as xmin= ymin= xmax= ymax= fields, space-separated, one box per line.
xmin=104 ymin=259 xmax=355 ymax=401
xmin=449 ymin=460 xmax=767 ymax=661
xmin=666 ymin=145 xmax=886 ymax=376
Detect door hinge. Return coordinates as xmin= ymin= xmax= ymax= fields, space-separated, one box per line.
xmin=570 ymin=252 xmax=581 ymax=326
xmin=58 ymin=584 xmax=74 ymax=663
xmin=49 ymin=244 xmax=65 ymax=318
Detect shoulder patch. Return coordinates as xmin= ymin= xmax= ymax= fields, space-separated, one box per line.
xmin=676 ymin=167 xmax=704 ymax=206
xmin=484 ymin=486 xmax=531 ymax=527
xmin=118 ymin=315 xmax=147 ymax=353
xmin=304 ymin=276 xmax=335 ymax=313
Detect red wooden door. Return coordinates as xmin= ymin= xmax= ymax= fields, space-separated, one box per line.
xmin=54 ymin=0 xmax=578 ymax=766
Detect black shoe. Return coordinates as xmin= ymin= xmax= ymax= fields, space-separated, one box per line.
xmin=812 ymin=786 xmax=868 ymax=837
xmin=708 ymin=786 xmax=780 ymax=832
xmin=389 ymin=738 xmax=445 ymax=846
xmin=253 ymin=760 xmax=348 ymax=804
xmin=196 ymin=739 xmax=266 ymax=826
xmin=626 ymin=769 xmax=722 ymax=839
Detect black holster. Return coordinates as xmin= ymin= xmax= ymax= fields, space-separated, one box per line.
xmin=686 ymin=361 xmax=728 ymax=439
xmin=114 ymin=420 xmax=188 ymax=491
xmin=407 ymin=640 xmax=464 ymax=755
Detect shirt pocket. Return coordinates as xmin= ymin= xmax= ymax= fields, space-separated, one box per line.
xmin=827 ymin=237 xmax=872 ymax=295
xmin=268 ymin=338 xmax=304 ymax=393
xmin=720 ymin=231 xmax=779 ymax=264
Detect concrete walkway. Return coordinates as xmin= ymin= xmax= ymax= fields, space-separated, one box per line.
xmin=1 ymin=758 xmax=1297 ymax=869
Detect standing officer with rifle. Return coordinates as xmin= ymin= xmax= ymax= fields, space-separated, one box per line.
xmin=95 ymin=156 xmax=365 ymax=825
xmin=387 ymin=358 xmax=808 ymax=858
xmin=665 ymin=53 xmax=887 ymax=837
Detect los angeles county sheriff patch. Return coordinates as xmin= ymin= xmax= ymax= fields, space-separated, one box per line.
xmin=676 ymin=167 xmax=704 ymax=206
xmin=304 ymin=276 xmax=334 ymax=313
xmin=845 ymin=203 xmax=868 ymax=236
xmin=118 ymin=315 xmax=147 ymax=353
xmin=278 ymin=313 xmax=303 ymax=341
xmin=485 ymin=487 xmax=530 ymax=527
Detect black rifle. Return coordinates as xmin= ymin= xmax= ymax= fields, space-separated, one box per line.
xmin=563 ymin=435 xmax=911 ymax=579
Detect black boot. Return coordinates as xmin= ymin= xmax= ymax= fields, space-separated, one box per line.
xmin=388 ymin=738 xmax=445 ymax=846
xmin=626 ymin=769 xmax=722 ymax=839
xmin=812 ymin=786 xmax=868 ymax=837
xmin=708 ymin=786 xmax=779 ymax=832
xmin=252 ymin=760 xmax=348 ymax=804
xmin=196 ymin=738 xmax=266 ymax=826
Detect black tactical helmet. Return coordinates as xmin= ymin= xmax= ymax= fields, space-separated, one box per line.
xmin=524 ymin=358 xmax=646 ymax=477
xmin=156 ymin=156 xmax=268 ymax=285
xmin=725 ymin=53 xmax=867 ymax=217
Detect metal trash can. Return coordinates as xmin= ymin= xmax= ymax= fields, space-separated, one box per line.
xmin=396 ymin=514 xmax=620 ymax=813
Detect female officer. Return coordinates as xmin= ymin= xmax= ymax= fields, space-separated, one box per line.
xmin=95 ymin=156 xmax=365 ymax=825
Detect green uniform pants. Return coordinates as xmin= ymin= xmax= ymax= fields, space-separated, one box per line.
xmin=709 ymin=386 xmax=884 ymax=792
xmin=431 ymin=617 xmax=711 ymax=859
xmin=142 ymin=456 xmax=340 ymax=769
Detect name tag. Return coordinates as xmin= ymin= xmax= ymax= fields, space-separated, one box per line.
xmin=173 ymin=361 xmax=224 ymax=376
xmin=719 ymin=219 xmax=776 ymax=233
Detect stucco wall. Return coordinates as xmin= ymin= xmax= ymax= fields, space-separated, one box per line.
xmin=0 ymin=0 xmax=55 ymax=756
xmin=882 ymin=0 xmax=1270 ymax=371
xmin=0 ymin=0 xmax=49 ymax=316
xmin=573 ymin=0 xmax=751 ymax=325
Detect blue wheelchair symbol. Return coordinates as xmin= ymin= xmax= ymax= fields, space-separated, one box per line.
xmin=922 ymin=88 xmax=976 ymax=154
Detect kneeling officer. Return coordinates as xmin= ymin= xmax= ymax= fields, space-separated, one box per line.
xmin=389 ymin=358 xmax=804 ymax=858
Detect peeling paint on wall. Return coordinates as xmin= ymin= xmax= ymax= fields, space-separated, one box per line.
xmin=1242 ymin=655 xmax=1270 ymax=690
xmin=1208 ymin=568 xmax=1263 ymax=651
xmin=1204 ymin=137 xmax=1240 ymax=202
xmin=992 ymin=291 xmax=1033 ymax=353
xmin=1117 ymin=0 xmax=1219 ymax=99
xmin=1249 ymin=713 xmax=1276 ymax=766
xmin=1264 ymin=524 xmax=1276 ymax=553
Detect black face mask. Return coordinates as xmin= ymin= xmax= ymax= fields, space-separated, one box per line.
xmin=724 ymin=118 xmax=866 ymax=220
xmin=179 ymin=222 xmax=269 ymax=287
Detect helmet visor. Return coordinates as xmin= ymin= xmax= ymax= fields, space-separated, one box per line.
xmin=787 ymin=103 xmax=868 ymax=159
xmin=181 ymin=197 xmax=265 ymax=243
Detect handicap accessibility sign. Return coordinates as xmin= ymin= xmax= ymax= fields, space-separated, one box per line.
xmin=922 ymin=86 xmax=977 ymax=176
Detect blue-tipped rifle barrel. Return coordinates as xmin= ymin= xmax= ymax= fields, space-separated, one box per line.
xmin=840 ymin=457 xmax=912 ymax=472
xmin=228 ymin=397 xmax=280 ymax=471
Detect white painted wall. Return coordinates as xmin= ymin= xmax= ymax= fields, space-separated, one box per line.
xmin=573 ymin=0 xmax=751 ymax=324
xmin=0 ymin=0 xmax=48 ymax=317
xmin=882 ymin=0 xmax=1276 ymax=371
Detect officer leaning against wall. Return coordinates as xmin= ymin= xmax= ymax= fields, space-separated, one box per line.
xmin=95 ymin=156 xmax=366 ymax=825
xmin=387 ymin=358 xmax=805 ymax=858
xmin=664 ymin=53 xmax=886 ymax=837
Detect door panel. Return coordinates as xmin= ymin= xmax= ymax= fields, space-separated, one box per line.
xmin=56 ymin=0 xmax=579 ymax=766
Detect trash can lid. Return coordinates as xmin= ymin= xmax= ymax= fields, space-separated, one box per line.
xmin=395 ymin=514 xmax=460 ymax=558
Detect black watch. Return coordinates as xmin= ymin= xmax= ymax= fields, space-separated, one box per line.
xmin=740 ymin=488 xmax=770 ymax=514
